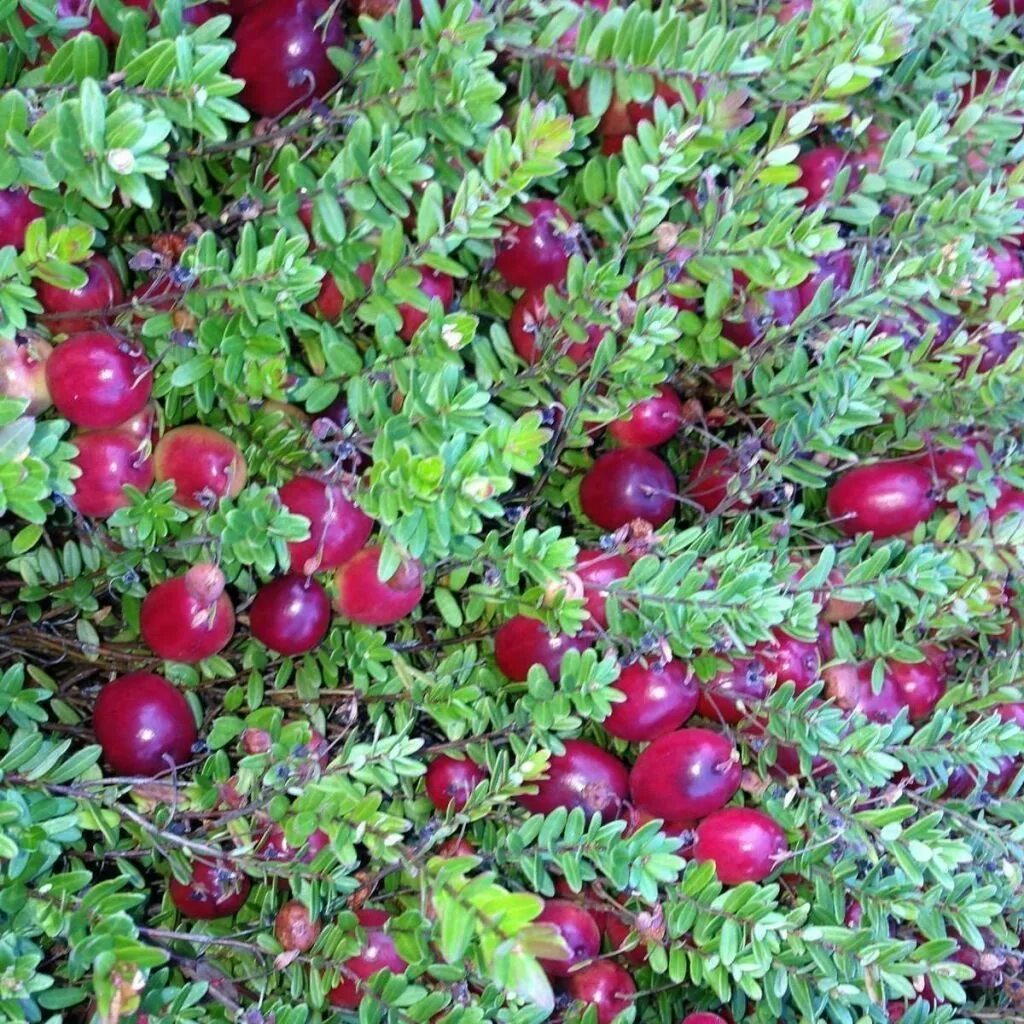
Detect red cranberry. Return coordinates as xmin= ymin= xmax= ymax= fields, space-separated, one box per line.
xmin=722 ymin=285 xmax=804 ymax=348
xmin=509 ymin=287 xmax=605 ymax=365
xmin=495 ymin=199 xmax=577 ymax=291
xmin=609 ymin=385 xmax=684 ymax=448
xmin=130 ymin=275 xmax=181 ymax=317
xmin=797 ymin=145 xmax=854 ymax=206
xmin=624 ymin=80 xmax=687 ymax=130
xmin=153 ymin=425 xmax=248 ymax=508
xmin=249 ymin=574 xmax=331 ymax=656
xmin=629 ymin=728 xmax=741 ymax=821
xmin=437 ymin=836 xmax=476 ymax=857
xmin=797 ymin=250 xmax=854 ymax=308
xmin=564 ymin=961 xmax=636 ymax=1024
xmin=229 ymin=0 xmax=345 ymax=118
xmin=604 ymin=660 xmax=699 ymax=742
xmin=755 ymin=629 xmax=820 ymax=694
xmin=36 ymin=255 xmax=124 ymax=335
xmin=279 ymin=476 xmax=373 ymax=574
xmin=826 ymin=461 xmax=936 ymax=539
xmin=93 ymin=401 xmax=158 ymax=443
xmin=823 ymin=663 xmax=903 ymax=723
xmin=0 ymin=188 xmax=43 ymax=250
xmin=169 ymin=859 xmax=250 ymax=920
xmin=687 ymin=448 xmax=749 ymax=514
xmin=518 ymin=739 xmax=628 ymax=821
xmin=973 ymin=331 xmax=1020 ymax=373
xmin=93 ymin=672 xmax=197 ymax=776
xmin=71 ymin=430 xmax=154 ymax=518
xmin=575 ymin=549 xmax=631 ymax=628
xmin=997 ymin=703 xmax=1024 ymax=728
xmin=536 ymin=899 xmax=601 ymax=978
xmin=580 ymin=449 xmax=676 ymax=530
xmin=601 ymin=911 xmax=650 ymax=966
xmin=493 ymin=615 xmax=593 ymax=682
xmin=259 ymin=823 xmax=330 ymax=863
xmin=398 ymin=267 xmax=455 ymax=341
xmin=991 ymin=481 xmax=1024 ymax=523
xmin=986 ymin=246 xmax=1024 ymax=294
xmin=911 ymin=442 xmax=983 ymax=498
xmin=699 ymin=659 xmax=771 ymax=725
xmin=328 ymin=909 xmax=407 ymax=1009
xmin=276 ymin=900 xmax=321 ymax=952
xmin=888 ymin=655 xmax=946 ymax=721
xmin=693 ymin=807 xmax=788 ymax=885
xmin=333 ymin=545 xmax=424 ymax=626
xmin=682 ymin=1015 xmax=730 ymax=1024
xmin=993 ymin=0 xmax=1023 ymax=14
xmin=744 ymin=718 xmax=831 ymax=780
xmin=425 ymin=755 xmax=487 ymax=812
xmin=0 ymin=337 xmax=52 ymax=414
xmin=140 ymin=563 xmax=235 ymax=663
xmin=309 ymin=274 xmax=345 ymax=320
xmin=46 ymin=331 xmax=151 ymax=429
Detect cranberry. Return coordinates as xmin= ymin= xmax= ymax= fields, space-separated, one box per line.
xmin=140 ymin=563 xmax=236 ymax=663
xmin=494 ymin=199 xmax=577 ymax=290
xmin=249 ymin=574 xmax=331 ymax=656
xmin=0 ymin=188 xmax=43 ymax=250
xmin=398 ymin=267 xmax=455 ymax=341
xmin=92 ymin=401 xmax=158 ymax=443
xmin=823 ymin=663 xmax=903 ymax=723
xmin=509 ymin=287 xmax=605 ymax=365
xmin=518 ymin=739 xmax=628 ymax=820
xmin=609 ymin=385 xmax=684 ymax=448
xmin=699 ymin=659 xmax=772 ymax=725
xmin=625 ymin=80 xmax=687 ymax=130
xmin=687 ymin=448 xmax=749 ymax=514
xmin=259 ymin=823 xmax=330 ymax=863
xmin=911 ymin=442 xmax=983 ymax=498
xmin=888 ymin=655 xmax=946 ymax=721
xmin=580 ymin=449 xmax=676 ymax=530
xmin=93 ymin=672 xmax=197 ymax=776
xmin=722 ymin=285 xmax=804 ymax=348
xmin=575 ymin=549 xmax=631 ymax=628
xmin=993 ymin=0 xmax=1023 ymax=14
xmin=604 ymin=660 xmax=699 ymax=742
xmin=279 ymin=476 xmax=373 ymax=574
xmin=493 ymin=615 xmax=593 ymax=681
xmin=328 ymin=909 xmax=408 ymax=1009
xmin=693 ymin=807 xmax=788 ymax=885
xmin=36 ymin=255 xmax=124 ymax=335
xmin=997 ymin=703 xmax=1024 ymax=728
xmin=682 ymin=1015 xmax=730 ymax=1024
xmin=425 ymin=754 xmax=487 ymax=811
xmin=46 ymin=331 xmax=151 ymax=429
xmin=601 ymin=911 xmax=650 ymax=965
xmin=986 ymin=246 xmax=1024 ymax=294
xmin=169 ymin=859 xmax=250 ymax=920
xmin=974 ymin=331 xmax=1020 ymax=373
xmin=755 ymin=630 xmax=820 ymax=694
xmin=182 ymin=1 xmax=220 ymax=23
xmin=564 ymin=961 xmax=636 ymax=1024
xmin=0 ymin=337 xmax=52 ymax=414
xmin=275 ymin=900 xmax=321 ymax=952
xmin=797 ymin=145 xmax=854 ymax=206
xmin=991 ymin=481 xmax=1024 ymax=523
xmin=309 ymin=274 xmax=345 ymax=320
xmin=744 ymin=718 xmax=830 ymax=780
xmin=536 ymin=899 xmax=601 ymax=977
xmin=797 ymin=250 xmax=854 ymax=308
xmin=629 ymin=728 xmax=741 ymax=821
xmin=437 ymin=836 xmax=476 ymax=857
xmin=71 ymin=430 xmax=154 ymax=518
xmin=826 ymin=461 xmax=936 ymax=538
xmin=820 ymin=568 xmax=865 ymax=624
xmin=130 ymin=275 xmax=181 ymax=317
xmin=333 ymin=545 xmax=424 ymax=626
xmin=229 ymin=0 xmax=345 ymax=118
xmin=153 ymin=425 xmax=248 ymax=508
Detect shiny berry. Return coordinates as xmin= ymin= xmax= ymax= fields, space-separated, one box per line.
xmin=71 ymin=430 xmax=154 ymax=518
xmin=229 ymin=0 xmax=345 ymax=118
xmin=888 ymin=655 xmax=946 ymax=721
xmin=609 ymin=385 xmax=684 ymax=448
xmin=575 ymin=549 xmax=631 ymax=628
xmin=629 ymin=728 xmax=741 ymax=821
xmin=823 ymin=663 xmax=903 ymax=723
xmin=275 ymin=900 xmax=321 ymax=952
xmin=493 ymin=615 xmax=593 ymax=681
xmin=601 ymin=911 xmax=651 ymax=966
xmin=0 ymin=337 xmax=52 ymax=414
xmin=693 ymin=807 xmax=788 ymax=885
xmin=986 ymin=246 xmax=1024 ymax=294
xmin=755 ymin=630 xmax=820 ymax=694
xmin=495 ymin=199 xmax=577 ymax=290
xmin=518 ymin=739 xmax=628 ymax=821
xmin=36 ymin=255 xmax=124 ymax=335
xmin=0 ymin=188 xmax=43 ymax=250
xmin=722 ymin=286 xmax=804 ymax=348
xmin=580 ymin=448 xmax=676 ymax=530
xmin=425 ymin=754 xmax=487 ymax=812
xmin=564 ymin=961 xmax=636 ymax=1024
xmin=259 ymin=823 xmax=330 ymax=863
xmin=699 ymin=659 xmax=771 ymax=725
xmin=536 ymin=899 xmax=601 ymax=978
xmin=93 ymin=672 xmax=197 ymax=776
xmin=797 ymin=145 xmax=854 ymax=206
xmin=333 ymin=545 xmax=424 ymax=626
xmin=140 ymin=563 xmax=235 ymax=663
xmin=309 ymin=274 xmax=345 ymax=320
xmin=687 ymin=448 xmax=748 ymax=514
xmin=437 ymin=836 xmax=476 ymax=857
xmin=604 ymin=660 xmax=699 ymax=742
xmin=508 ymin=287 xmax=605 ymax=365
xmin=797 ymin=250 xmax=854 ymax=308
xmin=826 ymin=461 xmax=936 ymax=539
xmin=170 ymin=860 xmax=250 ymax=920
xmin=46 ymin=331 xmax=151 ymax=429
xmin=682 ymin=1015 xmax=730 ymax=1024
xmin=279 ymin=476 xmax=373 ymax=574
xmin=328 ymin=909 xmax=407 ymax=1009
xmin=398 ymin=267 xmax=455 ymax=341
xmin=154 ymin=425 xmax=248 ymax=509
xmin=249 ymin=574 xmax=330 ymax=656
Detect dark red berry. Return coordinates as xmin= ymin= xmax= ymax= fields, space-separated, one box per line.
xmin=687 ymin=448 xmax=749 ymax=514
xmin=797 ymin=145 xmax=854 ymax=206
xmin=229 ymin=0 xmax=345 ymax=118
xmin=258 ymin=823 xmax=330 ymax=863
xmin=493 ymin=615 xmax=593 ymax=681
xmin=279 ymin=475 xmax=373 ymax=574
xmin=575 ymin=549 xmax=631 ymax=628
xmin=722 ymin=285 xmax=804 ymax=348
xmin=398 ymin=267 xmax=455 ymax=341
xmin=46 ymin=331 xmax=151 ymax=429
xmin=328 ymin=909 xmax=407 ymax=1008
xmin=437 ymin=836 xmax=476 ymax=857
xmin=495 ymin=199 xmax=576 ymax=291
xmin=93 ymin=672 xmax=197 ymax=776
xmin=693 ymin=807 xmax=788 ymax=884
xmin=333 ymin=545 xmax=424 ymax=626
xmin=797 ymin=250 xmax=854 ymax=308
xmin=580 ymin=448 xmax=676 ymax=530
xmin=425 ymin=755 xmax=487 ymax=812
xmin=754 ymin=629 xmax=821 ymax=694
xmin=699 ymin=659 xmax=771 ymax=725
xmin=518 ymin=739 xmax=628 ymax=821
xmin=140 ymin=564 xmax=235 ymax=663
xmin=71 ymin=430 xmax=154 ymax=518
xmin=911 ymin=442 xmax=984 ymax=499
xmin=169 ymin=859 xmax=250 ymax=920
xmin=888 ymin=654 xmax=946 ymax=721
xmin=309 ymin=274 xmax=345 ymax=320
xmin=601 ymin=911 xmax=650 ymax=965
xmin=536 ymin=899 xmax=601 ymax=978
xmin=36 ymin=255 xmax=124 ymax=335
xmin=826 ymin=461 xmax=936 ymax=539
xmin=629 ymin=728 xmax=741 ymax=821
xmin=604 ymin=660 xmax=699 ymax=742
xmin=275 ymin=900 xmax=321 ymax=952
xmin=0 ymin=337 xmax=52 ymax=414
xmin=249 ymin=574 xmax=331 ymax=656
xmin=682 ymin=1014 xmax=730 ymax=1024
xmin=509 ymin=287 xmax=605 ymax=365
xmin=986 ymin=246 xmax=1024 ymax=294
xmin=564 ymin=961 xmax=636 ymax=1024
xmin=153 ymin=425 xmax=248 ymax=508
xmin=0 ymin=188 xmax=43 ymax=250
xmin=609 ymin=385 xmax=684 ymax=448
xmin=823 ymin=663 xmax=903 ymax=723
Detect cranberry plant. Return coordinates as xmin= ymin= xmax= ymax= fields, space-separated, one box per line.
xmin=1 ymin=1 xmax=1024 ymax=1023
